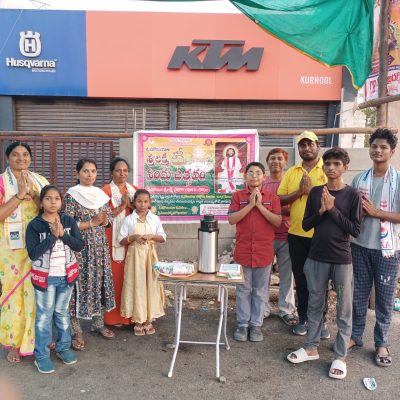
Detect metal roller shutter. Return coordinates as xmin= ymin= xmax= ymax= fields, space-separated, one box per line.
xmin=177 ymin=101 xmax=329 ymax=146
xmin=15 ymin=97 xmax=170 ymax=132
xmin=14 ymin=97 xmax=170 ymax=189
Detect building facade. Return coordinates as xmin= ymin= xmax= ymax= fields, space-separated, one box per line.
xmin=0 ymin=9 xmax=342 ymax=145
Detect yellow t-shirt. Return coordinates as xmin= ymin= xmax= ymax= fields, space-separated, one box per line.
xmin=277 ymin=158 xmax=327 ymax=238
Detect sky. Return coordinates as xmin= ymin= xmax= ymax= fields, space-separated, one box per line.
xmin=0 ymin=0 xmax=240 ymax=12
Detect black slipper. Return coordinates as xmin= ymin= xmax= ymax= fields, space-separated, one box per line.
xmin=375 ymin=348 xmax=392 ymax=367
xmin=279 ymin=313 xmax=298 ymax=326
xmin=347 ymin=342 xmax=362 ymax=353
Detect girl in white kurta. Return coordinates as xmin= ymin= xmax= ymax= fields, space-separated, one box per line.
xmin=118 ymin=189 xmax=166 ymax=336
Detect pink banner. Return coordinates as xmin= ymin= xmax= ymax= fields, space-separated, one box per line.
xmin=134 ymin=130 xmax=258 ymax=222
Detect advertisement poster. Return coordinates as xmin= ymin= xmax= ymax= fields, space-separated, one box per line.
xmin=134 ymin=130 xmax=259 ymax=222
xmin=364 ymin=0 xmax=400 ymax=100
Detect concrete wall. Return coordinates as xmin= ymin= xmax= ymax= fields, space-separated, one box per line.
xmin=0 ymin=96 xmax=15 ymax=131
xmin=123 ymin=139 xmax=394 ymax=261
xmin=388 ymin=102 xmax=400 ymax=170
xmin=388 ymin=102 xmax=400 ymax=131
xmin=339 ymin=69 xmax=366 ymax=149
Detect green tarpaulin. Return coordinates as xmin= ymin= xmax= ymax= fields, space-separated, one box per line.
xmin=229 ymin=0 xmax=374 ymax=88
xmin=153 ymin=0 xmax=374 ymax=88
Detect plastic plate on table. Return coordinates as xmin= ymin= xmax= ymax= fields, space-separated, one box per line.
xmin=158 ymin=271 xmax=197 ymax=279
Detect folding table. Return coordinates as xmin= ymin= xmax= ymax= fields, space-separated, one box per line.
xmin=160 ymin=272 xmax=244 ymax=381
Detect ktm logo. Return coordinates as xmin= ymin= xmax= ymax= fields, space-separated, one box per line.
xmin=168 ymin=40 xmax=263 ymax=71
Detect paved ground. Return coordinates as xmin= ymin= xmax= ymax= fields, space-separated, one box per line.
xmin=1 ymin=296 xmax=399 ymax=400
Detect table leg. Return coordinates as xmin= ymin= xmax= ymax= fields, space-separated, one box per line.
xmin=173 ymin=283 xmax=178 ymax=322
xmin=223 ymin=286 xmax=230 ymax=350
xmin=168 ymin=284 xmax=184 ymax=378
xmin=215 ymin=285 xmax=226 ymax=379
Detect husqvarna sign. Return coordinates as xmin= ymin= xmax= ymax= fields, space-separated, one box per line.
xmin=0 ymin=10 xmax=86 ymax=96
xmin=5 ymin=30 xmax=57 ymax=72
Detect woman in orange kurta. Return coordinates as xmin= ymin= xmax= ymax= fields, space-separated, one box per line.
xmin=102 ymin=158 xmax=138 ymax=326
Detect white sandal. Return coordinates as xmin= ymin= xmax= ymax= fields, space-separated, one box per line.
xmin=287 ymin=347 xmax=319 ymax=364
xmin=329 ymin=359 xmax=347 ymax=380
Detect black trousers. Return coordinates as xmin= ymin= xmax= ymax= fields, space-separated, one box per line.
xmin=288 ymin=233 xmax=328 ymax=323
xmin=288 ymin=233 xmax=311 ymax=322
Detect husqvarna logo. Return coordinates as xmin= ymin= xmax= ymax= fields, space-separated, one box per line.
xmin=168 ymin=40 xmax=264 ymax=71
xmin=19 ymin=31 xmax=41 ymax=57
xmin=6 ymin=30 xmax=57 ymax=72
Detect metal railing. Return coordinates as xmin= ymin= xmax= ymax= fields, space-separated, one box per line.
xmin=0 ymin=135 xmax=118 ymax=192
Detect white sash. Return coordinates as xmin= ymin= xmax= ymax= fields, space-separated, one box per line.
xmin=3 ymin=167 xmax=47 ymax=249
xmin=354 ymin=166 xmax=398 ymax=257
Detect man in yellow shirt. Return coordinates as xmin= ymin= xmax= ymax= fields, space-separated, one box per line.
xmin=278 ymin=131 xmax=328 ymax=336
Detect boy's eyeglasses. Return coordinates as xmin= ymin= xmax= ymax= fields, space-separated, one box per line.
xmin=246 ymin=171 xmax=263 ymax=177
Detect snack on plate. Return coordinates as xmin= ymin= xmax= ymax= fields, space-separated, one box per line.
xmin=154 ymin=261 xmax=195 ymax=275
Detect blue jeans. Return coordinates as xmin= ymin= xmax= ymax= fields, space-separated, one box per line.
xmin=236 ymin=266 xmax=271 ymax=328
xmin=34 ymin=276 xmax=73 ymax=360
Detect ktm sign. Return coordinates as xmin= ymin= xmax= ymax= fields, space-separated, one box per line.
xmin=168 ymin=40 xmax=263 ymax=71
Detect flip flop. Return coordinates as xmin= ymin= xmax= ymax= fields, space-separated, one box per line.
xmin=279 ymin=314 xmax=298 ymax=326
xmin=287 ymin=348 xmax=319 ymax=364
xmin=329 ymin=359 xmax=347 ymax=380
xmin=375 ymin=348 xmax=392 ymax=367
xmin=98 ymin=328 xmax=115 ymax=340
xmin=71 ymin=337 xmax=85 ymax=351
xmin=347 ymin=339 xmax=362 ymax=353
xmin=143 ymin=323 xmax=156 ymax=335
xmin=347 ymin=343 xmax=361 ymax=353
xmin=134 ymin=324 xmax=145 ymax=336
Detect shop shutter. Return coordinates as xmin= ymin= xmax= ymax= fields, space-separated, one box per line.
xmin=14 ymin=98 xmax=169 ymax=189
xmin=15 ymin=98 xmax=170 ymax=132
xmin=177 ymin=101 xmax=329 ymax=146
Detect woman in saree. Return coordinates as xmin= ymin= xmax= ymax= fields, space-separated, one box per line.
xmin=102 ymin=157 xmax=137 ymax=326
xmin=0 ymin=141 xmax=48 ymax=363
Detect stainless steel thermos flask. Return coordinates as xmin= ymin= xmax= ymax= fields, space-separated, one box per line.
xmin=198 ymin=214 xmax=219 ymax=274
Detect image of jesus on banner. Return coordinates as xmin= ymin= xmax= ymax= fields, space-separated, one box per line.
xmin=217 ymin=145 xmax=244 ymax=193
